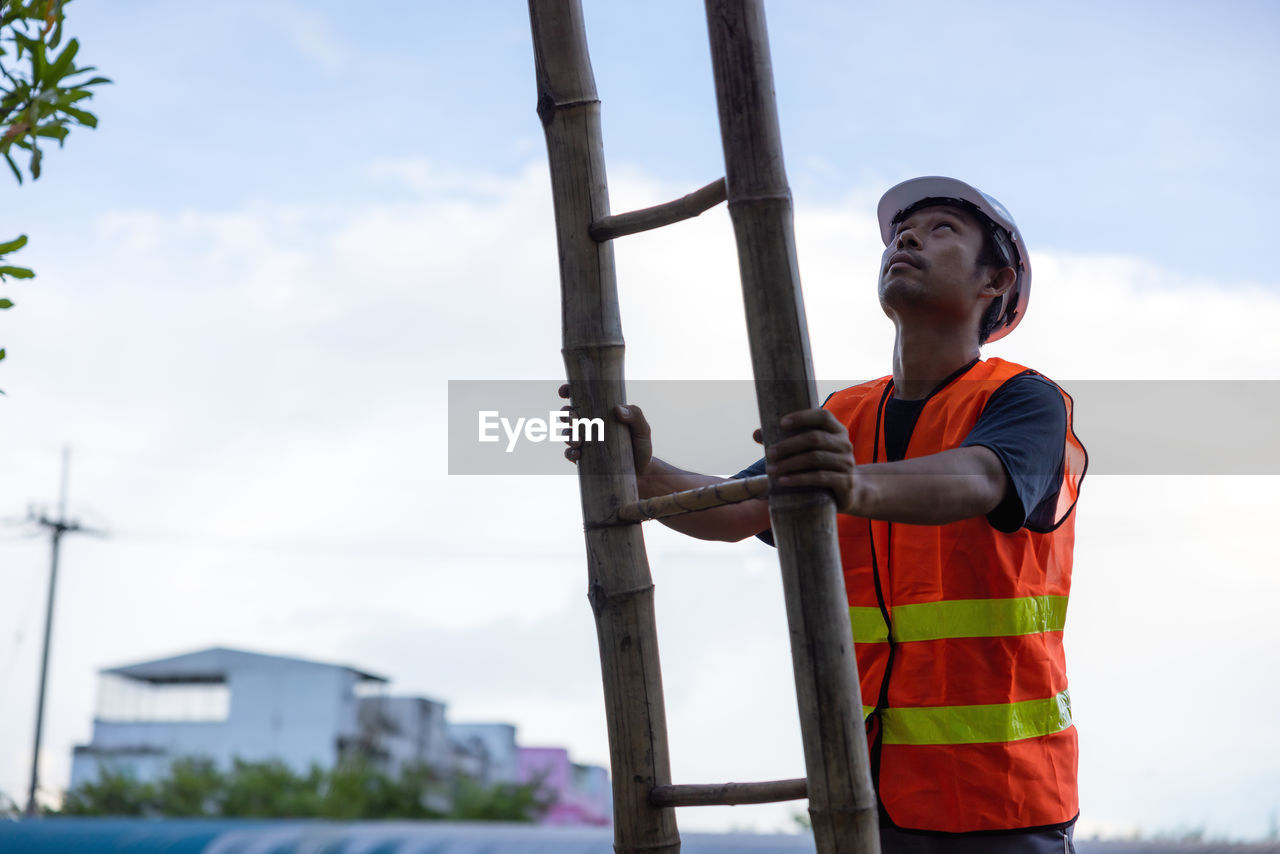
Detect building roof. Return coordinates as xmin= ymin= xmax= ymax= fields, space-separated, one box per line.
xmin=1 ymin=821 xmax=1269 ymax=854
xmin=0 ymin=821 xmax=809 ymax=853
xmin=101 ymin=646 xmax=388 ymax=684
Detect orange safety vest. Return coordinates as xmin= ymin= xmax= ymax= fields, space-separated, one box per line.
xmin=824 ymin=357 xmax=1087 ymax=833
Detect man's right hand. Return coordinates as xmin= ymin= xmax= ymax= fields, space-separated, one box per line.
xmin=613 ymin=402 xmax=653 ymax=476
xmin=557 ymin=383 xmax=653 ymax=476
xmin=557 ymin=383 xmax=769 ymax=542
xmin=557 ymin=383 xmax=583 ymax=463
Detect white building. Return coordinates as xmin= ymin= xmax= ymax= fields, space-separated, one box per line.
xmin=70 ymin=647 xmax=442 ymax=787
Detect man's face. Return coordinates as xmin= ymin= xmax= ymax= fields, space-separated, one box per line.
xmin=877 ymin=204 xmax=992 ymax=323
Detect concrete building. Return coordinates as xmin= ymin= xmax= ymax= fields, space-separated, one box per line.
xmin=353 ymin=694 xmax=452 ymax=775
xmin=70 ymin=647 xmax=388 ymax=788
xmin=446 ymin=723 xmax=518 ymax=786
xmin=68 ymin=646 xmax=611 ymax=826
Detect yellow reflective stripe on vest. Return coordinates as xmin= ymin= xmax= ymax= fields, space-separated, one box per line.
xmin=890 ymin=595 xmax=1068 ymax=642
xmin=880 ymin=690 xmax=1072 ymax=746
xmin=849 ymin=606 xmax=889 ymax=643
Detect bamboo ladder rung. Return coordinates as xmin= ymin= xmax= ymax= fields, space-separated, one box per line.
xmin=589 ymin=178 xmax=728 ymax=241
xmin=617 ymin=474 xmax=769 ymax=522
xmin=649 ymin=778 xmax=808 ymax=808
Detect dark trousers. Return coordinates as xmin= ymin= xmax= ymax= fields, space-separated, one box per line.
xmin=879 ymin=824 xmax=1075 ymax=854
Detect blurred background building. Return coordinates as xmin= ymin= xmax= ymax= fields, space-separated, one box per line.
xmin=68 ymin=647 xmax=610 ymax=826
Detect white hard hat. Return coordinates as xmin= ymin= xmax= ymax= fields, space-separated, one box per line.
xmin=877 ymin=176 xmax=1031 ymax=342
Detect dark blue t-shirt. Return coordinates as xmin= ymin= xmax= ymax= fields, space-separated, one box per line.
xmin=733 ymin=372 xmax=1067 ymax=541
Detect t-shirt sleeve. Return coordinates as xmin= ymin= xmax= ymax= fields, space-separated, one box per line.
xmin=731 ymin=456 xmax=775 ymax=546
xmin=732 ymin=457 xmax=768 ymax=480
xmin=961 ymin=374 xmax=1068 ymax=533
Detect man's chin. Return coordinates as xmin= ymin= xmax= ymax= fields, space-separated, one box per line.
xmin=878 ymin=279 xmax=930 ymax=311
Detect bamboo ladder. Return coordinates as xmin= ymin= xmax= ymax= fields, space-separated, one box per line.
xmin=528 ymin=2 xmax=880 ymax=853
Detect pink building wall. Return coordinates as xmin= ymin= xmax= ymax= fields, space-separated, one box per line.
xmin=517 ymin=746 xmax=612 ymax=827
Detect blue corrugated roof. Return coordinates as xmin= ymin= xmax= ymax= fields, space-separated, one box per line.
xmin=0 ymin=820 xmax=817 ymax=854
xmin=2 ymin=820 xmax=1277 ymax=854
xmin=0 ymin=818 xmax=268 ymax=854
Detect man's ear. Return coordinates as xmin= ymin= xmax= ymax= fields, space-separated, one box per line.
xmin=983 ymin=266 xmax=1017 ymax=299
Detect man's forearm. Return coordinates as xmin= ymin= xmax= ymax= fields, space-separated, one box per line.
xmin=639 ymin=458 xmax=771 ymax=542
xmin=843 ymin=446 xmax=1007 ymax=525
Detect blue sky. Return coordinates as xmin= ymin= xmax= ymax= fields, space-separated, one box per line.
xmin=2 ymin=0 xmax=1279 ymax=840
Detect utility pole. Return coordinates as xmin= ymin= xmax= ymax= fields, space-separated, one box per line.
xmin=24 ymin=447 xmax=92 ymax=818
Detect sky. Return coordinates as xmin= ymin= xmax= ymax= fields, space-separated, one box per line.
xmin=1 ymin=0 xmax=1278 ymax=840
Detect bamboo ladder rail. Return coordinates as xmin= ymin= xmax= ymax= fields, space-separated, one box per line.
xmin=528 ymin=2 xmax=879 ymax=853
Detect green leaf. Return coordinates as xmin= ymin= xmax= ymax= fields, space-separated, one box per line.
xmin=3 ymin=152 xmax=21 ymax=184
xmin=45 ymin=37 xmax=78 ymax=84
xmin=0 ymin=265 xmax=35 ymax=278
xmin=0 ymin=234 xmax=28 ymax=253
xmin=57 ymin=89 xmax=93 ymax=105
xmin=29 ymin=37 xmax=45 ymax=80
xmin=61 ymin=104 xmax=94 ymax=127
xmin=64 ymin=73 xmax=110 ymax=87
xmin=0 ymin=299 xmax=14 ymax=309
xmin=35 ymin=123 xmax=69 ymax=141
xmin=13 ymin=32 xmax=37 ymax=60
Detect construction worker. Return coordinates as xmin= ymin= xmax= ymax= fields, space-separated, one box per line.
xmin=562 ymin=176 xmax=1085 ymax=853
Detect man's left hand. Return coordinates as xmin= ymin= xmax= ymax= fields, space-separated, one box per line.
xmin=755 ymin=408 xmax=858 ymax=514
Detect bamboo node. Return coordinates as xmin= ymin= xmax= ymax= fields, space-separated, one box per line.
xmin=561 ymin=342 xmax=626 ymax=354
xmin=583 ymin=518 xmax=638 ymax=532
xmin=726 ymin=191 xmax=793 ymax=205
xmin=587 ymin=581 xmax=655 ymax=616
xmin=535 ymin=93 xmax=555 ymax=127
xmin=537 ymin=94 xmax=600 ymax=126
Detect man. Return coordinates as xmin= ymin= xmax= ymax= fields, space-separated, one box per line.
xmin=563 ymin=177 xmax=1085 ymax=852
